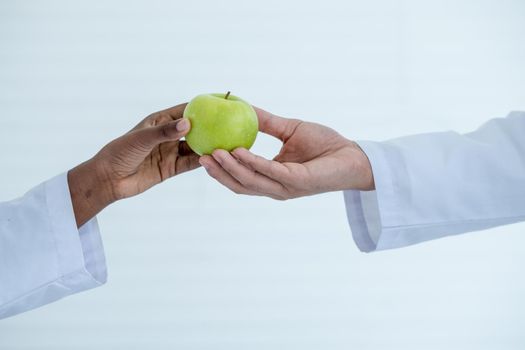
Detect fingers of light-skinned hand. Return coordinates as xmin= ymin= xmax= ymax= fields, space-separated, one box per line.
xmin=129 ymin=118 xmax=190 ymax=153
xmin=199 ymin=155 xmax=255 ymax=195
xmin=253 ymin=106 xmax=301 ymax=141
xmin=231 ymin=148 xmax=291 ymax=184
xmin=211 ymin=149 xmax=287 ymax=197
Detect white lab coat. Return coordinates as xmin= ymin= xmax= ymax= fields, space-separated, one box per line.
xmin=0 ymin=173 xmax=107 ymax=319
xmin=345 ymin=111 xmax=525 ymax=252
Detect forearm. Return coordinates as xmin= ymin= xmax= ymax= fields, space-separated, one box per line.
xmin=345 ymin=111 xmax=525 ymax=252
xmin=68 ymin=159 xmax=115 ymax=227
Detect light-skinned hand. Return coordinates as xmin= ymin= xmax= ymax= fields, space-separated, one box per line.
xmin=199 ymin=107 xmax=374 ymax=200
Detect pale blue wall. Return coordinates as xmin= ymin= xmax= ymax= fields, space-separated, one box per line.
xmin=1 ymin=1 xmax=524 ymax=349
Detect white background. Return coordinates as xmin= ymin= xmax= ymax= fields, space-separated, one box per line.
xmin=1 ymin=1 xmax=525 ymax=349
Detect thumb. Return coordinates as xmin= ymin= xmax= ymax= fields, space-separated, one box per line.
xmin=127 ymin=118 xmax=190 ymax=153
xmin=254 ymin=106 xmax=301 ymax=142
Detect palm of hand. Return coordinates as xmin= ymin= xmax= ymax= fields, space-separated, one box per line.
xmin=274 ymin=121 xmax=341 ymax=162
xmin=272 ymin=121 xmax=362 ymax=194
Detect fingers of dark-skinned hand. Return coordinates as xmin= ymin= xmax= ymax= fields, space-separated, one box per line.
xmin=176 ymin=153 xmax=201 ymax=174
xmin=128 ymin=118 xmax=190 ymax=154
xmin=231 ymin=148 xmax=291 ymax=184
xmin=130 ymin=103 xmax=188 ymax=132
xmin=211 ymin=149 xmax=288 ymax=198
xmin=155 ymin=140 xmax=201 ymax=177
xmin=178 ymin=141 xmax=195 ymax=156
xmin=161 ymin=103 xmax=188 ymax=118
xmin=199 ymin=155 xmax=256 ymax=196
xmin=133 ymin=143 xmax=200 ymax=187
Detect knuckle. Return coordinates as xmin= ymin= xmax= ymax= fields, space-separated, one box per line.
xmin=149 ymin=112 xmax=171 ymax=126
xmin=244 ymin=178 xmax=259 ymax=192
xmin=141 ymin=113 xmax=158 ymax=127
xmin=267 ymin=161 xmax=278 ymax=176
xmin=251 ymin=153 xmax=262 ymax=165
xmin=160 ymin=124 xmax=171 ymax=138
xmin=242 ymin=176 xmax=254 ymax=187
xmin=221 ymin=161 xmax=234 ymax=172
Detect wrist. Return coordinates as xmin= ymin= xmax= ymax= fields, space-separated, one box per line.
xmin=346 ymin=141 xmax=375 ymax=191
xmin=68 ymin=158 xmax=115 ymax=227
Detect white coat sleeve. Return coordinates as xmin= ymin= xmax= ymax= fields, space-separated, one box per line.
xmin=0 ymin=172 xmax=107 ymax=319
xmin=344 ymin=111 xmax=525 ymax=252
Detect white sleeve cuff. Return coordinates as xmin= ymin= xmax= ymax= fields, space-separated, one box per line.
xmin=343 ymin=130 xmax=525 ymax=252
xmin=0 ymin=173 xmax=107 ymax=319
xmin=343 ymin=140 xmax=414 ymax=252
xmin=44 ymin=172 xmax=107 ymax=290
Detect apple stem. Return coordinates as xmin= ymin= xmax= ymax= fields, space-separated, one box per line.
xmin=225 ymin=91 xmax=231 ymax=100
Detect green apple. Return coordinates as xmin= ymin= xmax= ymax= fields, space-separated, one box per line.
xmin=183 ymin=92 xmax=259 ymax=156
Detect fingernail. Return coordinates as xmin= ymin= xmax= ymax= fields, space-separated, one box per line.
xmin=176 ymin=118 xmax=190 ymax=131
xmin=212 ymin=150 xmax=223 ymax=164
